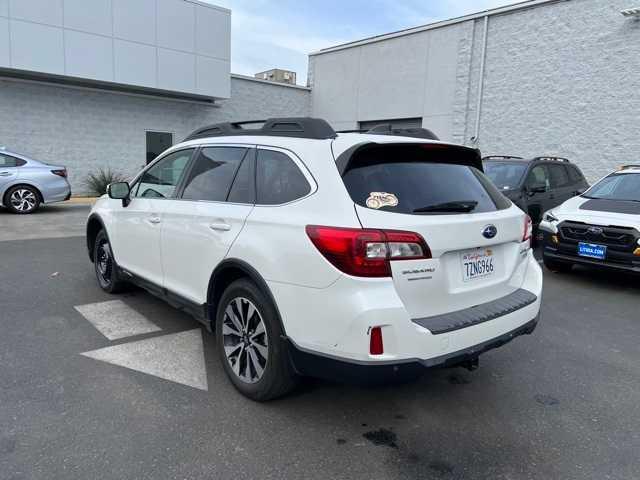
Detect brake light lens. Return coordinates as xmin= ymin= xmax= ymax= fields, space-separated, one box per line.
xmin=523 ymin=215 xmax=533 ymax=245
xmin=305 ymin=225 xmax=431 ymax=277
xmin=51 ymin=169 xmax=67 ymax=178
xmin=369 ymin=326 xmax=384 ymax=355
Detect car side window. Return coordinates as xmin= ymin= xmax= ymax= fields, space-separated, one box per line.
xmin=568 ymin=165 xmax=584 ymax=183
xmin=548 ymin=164 xmax=571 ymax=188
xmin=526 ymin=165 xmax=550 ymax=189
xmin=256 ymin=149 xmax=311 ymax=205
xmin=227 ymin=149 xmax=256 ymax=204
xmin=0 ymin=154 xmax=18 ymax=167
xmin=133 ymin=149 xmax=194 ymax=199
xmin=181 ymin=147 xmax=249 ymax=202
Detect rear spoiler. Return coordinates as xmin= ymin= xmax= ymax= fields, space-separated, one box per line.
xmin=334 ymin=142 xmax=483 ymax=176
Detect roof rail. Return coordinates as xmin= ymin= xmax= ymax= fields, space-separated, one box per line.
xmin=183 ymin=117 xmax=337 ymax=141
xmin=482 ymin=155 xmax=524 ymax=161
xmin=619 ymin=164 xmax=640 ymax=170
xmin=534 ymin=156 xmax=570 ymax=163
xmin=365 ymin=124 xmax=439 ymax=140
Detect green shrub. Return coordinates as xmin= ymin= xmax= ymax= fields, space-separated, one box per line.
xmin=84 ymin=168 xmax=128 ymax=196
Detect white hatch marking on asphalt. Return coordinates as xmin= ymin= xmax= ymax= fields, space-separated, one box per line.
xmin=81 ymin=329 xmax=208 ymax=391
xmin=74 ymin=300 xmax=161 ymax=340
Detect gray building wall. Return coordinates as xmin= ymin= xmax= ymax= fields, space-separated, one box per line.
xmin=460 ymin=0 xmax=640 ymax=182
xmin=0 ymin=74 xmax=310 ymax=193
xmin=310 ymin=0 xmax=640 ymax=182
xmin=308 ymin=23 xmax=463 ymax=138
xmin=0 ymin=0 xmax=231 ymax=99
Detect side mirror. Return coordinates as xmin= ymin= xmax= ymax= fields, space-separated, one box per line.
xmin=107 ymin=182 xmax=131 ymax=206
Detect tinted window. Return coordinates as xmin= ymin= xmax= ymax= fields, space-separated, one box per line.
xmin=134 ymin=149 xmax=194 ymax=198
xmin=181 ymin=147 xmax=248 ymax=202
xmin=585 ymin=173 xmax=640 ymax=202
xmin=548 ymin=164 xmax=570 ymax=188
xmin=0 ymin=154 xmax=19 ymax=167
xmin=527 ymin=165 xmax=550 ymax=189
xmin=568 ymin=165 xmax=584 ymax=183
xmin=228 ymin=149 xmax=255 ymax=204
xmin=343 ymin=161 xmax=505 ymax=215
xmin=483 ymin=161 xmax=527 ymax=190
xmin=256 ymin=150 xmax=310 ymax=205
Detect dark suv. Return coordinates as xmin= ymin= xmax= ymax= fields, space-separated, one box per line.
xmin=483 ymin=156 xmax=589 ymax=226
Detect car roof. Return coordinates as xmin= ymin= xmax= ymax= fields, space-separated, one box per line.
xmin=172 ymin=132 xmax=463 ymax=160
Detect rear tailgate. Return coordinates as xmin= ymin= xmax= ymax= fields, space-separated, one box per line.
xmin=355 ymin=206 xmax=527 ymax=318
xmin=340 ymin=141 xmax=530 ymax=320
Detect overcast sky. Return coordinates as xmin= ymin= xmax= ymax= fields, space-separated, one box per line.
xmin=207 ymin=0 xmax=520 ymax=85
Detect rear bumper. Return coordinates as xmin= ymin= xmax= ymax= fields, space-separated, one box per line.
xmin=287 ymin=316 xmax=539 ymax=384
xmin=42 ymin=180 xmax=71 ymax=203
xmin=270 ymin=250 xmax=542 ymax=369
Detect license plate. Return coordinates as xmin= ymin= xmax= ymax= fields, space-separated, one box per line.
xmin=461 ymin=248 xmax=496 ymax=282
xmin=578 ymin=242 xmax=606 ymax=260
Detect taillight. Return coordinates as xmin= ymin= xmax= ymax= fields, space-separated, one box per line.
xmin=51 ymin=169 xmax=67 ymax=178
xmin=523 ymin=215 xmax=533 ymax=245
xmin=305 ymin=225 xmax=431 ymax=277
xmin=369 ymin=326 xmax=384 ymax=355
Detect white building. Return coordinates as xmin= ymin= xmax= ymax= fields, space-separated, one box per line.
xmin=0 ymin=0 xmax=310 ymax=192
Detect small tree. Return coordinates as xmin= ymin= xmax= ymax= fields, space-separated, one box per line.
xmin=84 ymin=168 xmax=128 ymax=196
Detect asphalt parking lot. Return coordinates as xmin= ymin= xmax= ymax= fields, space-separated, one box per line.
xmin=1 ymin=204 xmax=639 ymax=480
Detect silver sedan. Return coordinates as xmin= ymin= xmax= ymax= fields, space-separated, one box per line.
xmin=0 ymin=148 xmax=71 ymax=214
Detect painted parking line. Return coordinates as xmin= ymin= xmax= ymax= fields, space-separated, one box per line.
xmin=74 ymin=300 xmax=161 ymax=340
xmin=81 ymin=329 xmax=208 ymax=391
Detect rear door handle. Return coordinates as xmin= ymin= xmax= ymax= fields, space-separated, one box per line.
xmin=209 ymin=222 xmax=231 ymax=231
xmin=147 ymin=215 xmax=161 ymax=224
xmin=0 ymin=172 xmax=11 ymax=177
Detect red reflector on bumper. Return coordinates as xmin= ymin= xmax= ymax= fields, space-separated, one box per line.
xmin=369 ymin=326 xmax=384 ymax=355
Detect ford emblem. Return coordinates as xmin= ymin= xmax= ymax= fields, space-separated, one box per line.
xmin=482 ymin=224 xmax=497 ymax=239
xmin=587 ymin=226 xmax=603 ymax=235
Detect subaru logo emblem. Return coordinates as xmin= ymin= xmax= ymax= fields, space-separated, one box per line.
xmin=588 ymin=226 xmax=603 ymax=235
xmin=482 ymin=225 xmax=497 ymax=239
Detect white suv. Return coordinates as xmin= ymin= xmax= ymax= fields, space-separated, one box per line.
xmin=86 ymin=118 xmax=542 ymax=401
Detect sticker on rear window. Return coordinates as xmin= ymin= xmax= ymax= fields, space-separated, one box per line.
xmin=366 ymin=192 xmax=399 ymax=209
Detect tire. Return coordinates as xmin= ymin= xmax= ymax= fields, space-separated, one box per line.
xmin=93 ymin=230 xmax=129 ymax=293
xmin=216 ymin=278 xmax=298 ymax=401
xmin=543 ymin=255 xmax=573 ymax=273
xmin=5 ymin=185 xmax=41 ymax=214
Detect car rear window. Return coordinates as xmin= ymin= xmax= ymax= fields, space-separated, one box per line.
xmin=342 ymin=145 xmax=510 ymax=215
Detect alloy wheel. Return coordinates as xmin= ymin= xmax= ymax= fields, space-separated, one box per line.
xmin=222 ymin=297 xmax=269 ymax=384
xmin=10 ymin=188 xmax=37 ymax=212
xmin=96 ymin=240 xmax=113 ymax=286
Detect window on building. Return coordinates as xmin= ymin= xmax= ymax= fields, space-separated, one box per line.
xmin=359 ymin=118 xmax=423 ymax=131
xmin=181 ymin=147 xmax=249 ymax=202
xmin=146 ymin=131 xmax=173 ymax=164
xmin=134 ymin=149 xmax=194 ymax=198
xmin=256 ymin=149 xmax=310 ymax=205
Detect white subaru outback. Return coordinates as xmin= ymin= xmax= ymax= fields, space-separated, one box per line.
xmin=86 ymin=118 xmax=542 ymax=400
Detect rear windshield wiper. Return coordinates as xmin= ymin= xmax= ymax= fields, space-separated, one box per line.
xmin=413 ymin=200 xmax=478 ymax=213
